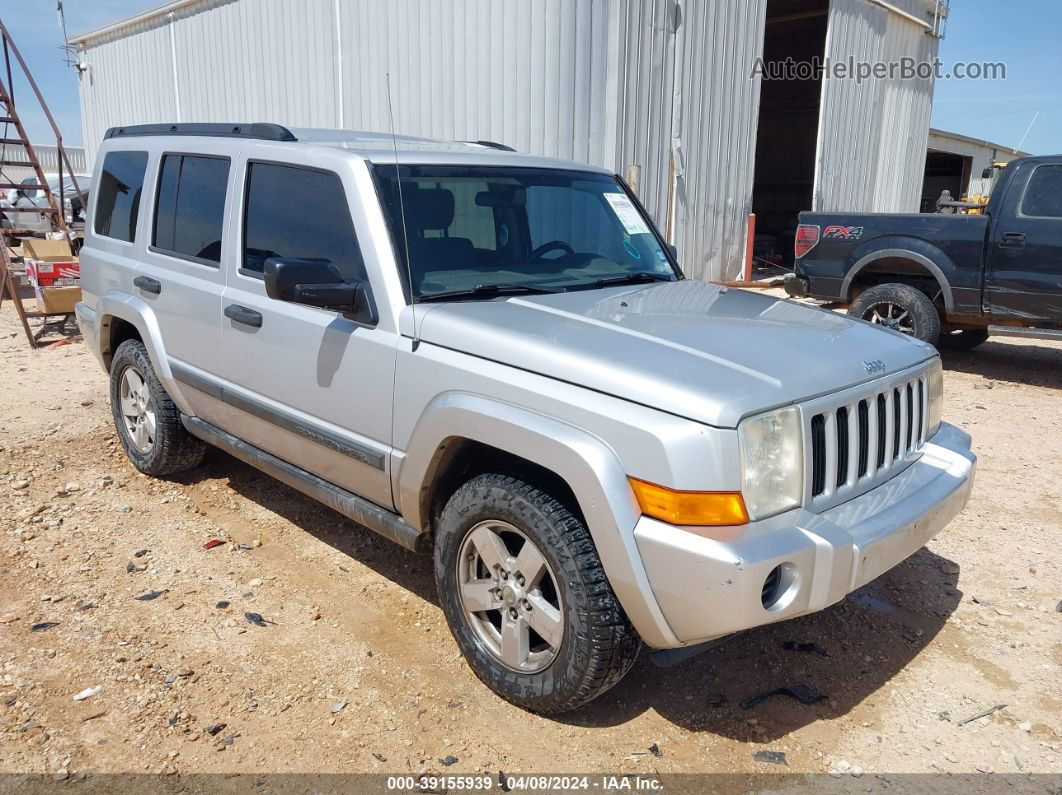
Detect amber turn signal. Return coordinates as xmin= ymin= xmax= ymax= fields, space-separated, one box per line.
xmin=629 ymin=478 xmax=750 ymax=527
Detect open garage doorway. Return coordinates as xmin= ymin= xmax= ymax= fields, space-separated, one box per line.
xmin=751 ymin=0 xmax=829 ymax=273
xmin=920 ymin=150 xmax=971 ymax=212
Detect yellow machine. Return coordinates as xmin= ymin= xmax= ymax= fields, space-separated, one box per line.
xmin=959 ymin=161 xmax=1008 ymax=215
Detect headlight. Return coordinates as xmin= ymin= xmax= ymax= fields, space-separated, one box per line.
xmin=926 ymin=356 xmax=943 ymax=438
xmin=738 ymin=406 xmax=803 ymax=520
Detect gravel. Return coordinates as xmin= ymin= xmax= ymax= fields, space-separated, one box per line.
xmin=0 ymin=300 xmax=1059 ymax=775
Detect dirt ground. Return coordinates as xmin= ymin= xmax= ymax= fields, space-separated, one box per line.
xmin=0 ymin=298 xmax=1059 ymax=782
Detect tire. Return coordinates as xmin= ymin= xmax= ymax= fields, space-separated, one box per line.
xmin=937 ymin=327 xmax=990 ymax=351
xmin=434 ymin=473 xmax=641 ymax=713
xmin=109 ymin=339 xmax=205 ymax=476
xmin=849 ymin=283 xmax=941 ymax=345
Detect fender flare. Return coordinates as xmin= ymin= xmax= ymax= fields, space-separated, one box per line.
xmin=96 ymin=292 xmax=193 ymax=415
xmin=841 ymin=248 xmax=955 ymax=312
xmin=399 ymin=391 xmax=681 ymax=649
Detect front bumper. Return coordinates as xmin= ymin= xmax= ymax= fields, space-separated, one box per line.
xmin=634 ymin=422 xmax=975 ymax=647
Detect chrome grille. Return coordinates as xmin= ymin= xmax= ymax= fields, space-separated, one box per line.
xmin=804 ymin=366 xmax=929 ymax=510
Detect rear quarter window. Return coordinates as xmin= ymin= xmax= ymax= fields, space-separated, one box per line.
xmin=94 ymin=150 xmax=148 ymax=242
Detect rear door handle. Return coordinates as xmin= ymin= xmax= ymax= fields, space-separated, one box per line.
xmin=224 ymin=304 xmax=263 ymax=328
xmin=133 ymin=275 xmax=161 ymax=294
xmin=999 ymin=232 xmax=1026 ymax=248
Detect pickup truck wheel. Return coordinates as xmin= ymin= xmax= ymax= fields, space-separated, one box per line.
xmin=109 ymin=340 xmax=206 ymax=476
xmin=434 ymin=473 xmax=640 ymax=713
xmin=849 ymin=283 xmax=941 ymax=345
xmin=937 ymin=328 xmax=990 ymax=351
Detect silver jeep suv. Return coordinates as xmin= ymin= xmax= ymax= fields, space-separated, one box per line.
xmin=77 ymin=123 xmax=975 ymax=713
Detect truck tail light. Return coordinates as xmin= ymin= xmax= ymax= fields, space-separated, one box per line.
xmin=795 ymin=224 xmax=820 ymax=259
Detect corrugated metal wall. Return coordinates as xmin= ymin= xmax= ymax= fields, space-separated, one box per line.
xmin=0 ymin=144 xmax=87 ymax=182
xmin=76 ymin=0 xmax=619 ymax=164
xmin=77 ymin=12 xmax=179 ymax=152
xmin=74 ymin=0 xmax=936 ymax=281
xmin=671 ymin=0 xmax=766 ymax=281
xmin=75 ymin=0 xmax=766 ymax=280
xmin=814 ymin=0 xmax=939 ymax=213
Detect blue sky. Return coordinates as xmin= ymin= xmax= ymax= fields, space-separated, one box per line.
xmin=932 ymin=0 xmax=1062 ymax=154
xmin=4 ymin=0 xmax=1061 ymax=154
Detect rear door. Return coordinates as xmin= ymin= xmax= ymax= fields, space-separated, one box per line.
xmin=987 ymin=161 xmax=1062 ymax=322
xmin=136 ymin=143 xmax=235 ymax=423
xmin=217 ymin=153 xmax=396 ymax=509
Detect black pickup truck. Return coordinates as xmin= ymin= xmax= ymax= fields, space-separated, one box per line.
xmin=785 ymin=154 xmax=1062 ymax=349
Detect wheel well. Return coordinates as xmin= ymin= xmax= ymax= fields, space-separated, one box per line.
xmin=422 ymin=438 xmax=582 ymax=534
xmin=848 ymin=258 xmax=945 ymax=310
xmin=101 ymin=316 xmax=142 ymax=371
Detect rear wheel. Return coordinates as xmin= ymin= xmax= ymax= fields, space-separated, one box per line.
xmin=937 ymin=327 xmax=990 ymax=351
xmin=434 ymin=473 xmax=640 ymax=713
xmin=849 ymin=283 xmax=941 ymax=345
xmin=109 ymin=340 xmax=205 ymax=476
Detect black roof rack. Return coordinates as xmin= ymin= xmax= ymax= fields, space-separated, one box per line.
xmin=465 ymin=140 xmax=516 ymax=152
xmin=104 ymin=123 xmax=297 ymax=141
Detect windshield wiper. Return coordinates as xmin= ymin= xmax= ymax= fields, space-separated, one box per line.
xmin=594 ymin=271 xmax=675 ymax=287
xmin=417 ymin=283 xmax=566 ymax=303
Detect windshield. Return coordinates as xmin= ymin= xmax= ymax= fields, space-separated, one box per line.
xmin=374 ymin=165 xmax=679 ymax=299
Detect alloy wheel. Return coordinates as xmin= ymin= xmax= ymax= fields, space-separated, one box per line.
xmin=457 ymin=520 xmax=564 ymax=673
xmin=864 ymin=301 xmax=916 ymax=335
xmin=119 ymin=365 xmax=156 ymax=453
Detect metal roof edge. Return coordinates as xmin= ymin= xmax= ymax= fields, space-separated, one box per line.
xmin=69 ymin=0 xmax=201 ymax=45
xmin=928 ymin=127 xmax=1028 ymax=158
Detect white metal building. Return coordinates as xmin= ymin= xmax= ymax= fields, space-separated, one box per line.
xmin=71 ymin=0 xmax=947 ymax=281
xmin=920 ymin=127 xmax=1026 ymax=212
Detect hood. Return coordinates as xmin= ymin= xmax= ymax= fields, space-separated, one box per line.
xmin=416 ymin=280 xmax=936 ymax=427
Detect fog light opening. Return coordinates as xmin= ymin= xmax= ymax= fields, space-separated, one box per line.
xmin=761 ymin=562 xmax=799 ymax=612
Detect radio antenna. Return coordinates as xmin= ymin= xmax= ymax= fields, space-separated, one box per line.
xmin=386 ymin=71 xmax=418 ymax=349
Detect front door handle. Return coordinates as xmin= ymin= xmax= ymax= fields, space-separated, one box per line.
xmin=224 ymin=304 xmax=263 ymax=328
xmin=999 ymin=232 xmax=1026 ymax=248
xmin=133 ymin=275 xmax=162 ymax=294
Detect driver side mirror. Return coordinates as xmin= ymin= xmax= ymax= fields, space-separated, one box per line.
xmin=981 ymin=167 xmax=994 ymax=179
xmin=667 ymin=243 xmax=678 ymax=260
xmin=264 ymin=257 xmax=378 ymax=325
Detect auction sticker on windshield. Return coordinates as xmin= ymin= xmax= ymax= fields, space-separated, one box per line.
xmin=604 ymin=192 xmax=651 ymax=235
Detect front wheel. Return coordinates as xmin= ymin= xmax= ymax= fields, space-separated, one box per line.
xmin=434 ymin=473 xmax=640 ymax=713
xmin=849 ymin=283 xmax=941 ymax=345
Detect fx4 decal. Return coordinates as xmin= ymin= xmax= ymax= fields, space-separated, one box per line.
xmin=823 ymin=225 xmax=865 ymax=239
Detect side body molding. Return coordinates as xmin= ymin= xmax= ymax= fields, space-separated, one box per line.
xmin=398 ymin=392 xmax=681 ymax=649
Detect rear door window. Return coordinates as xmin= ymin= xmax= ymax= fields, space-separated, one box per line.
xmin=152 ymin=154 xmax=230 ymax=263
xmin=241 ymin=162 xmax=366 ymax=280
xmin=94 ymin=150 xmax=148 ymax=242
xmin=1020 ymin=165 xmax=1062 ymax=219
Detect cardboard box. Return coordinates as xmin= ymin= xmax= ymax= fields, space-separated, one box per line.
xmin=35 ymin=285 xmax=81 ymax=315
xmin=22 ymin=239 xmax=73 ymax=259
xmin=25 ymin=259 xmax=80 ymax=286
xmin=23 ymin=239 xmax=80 ymax=289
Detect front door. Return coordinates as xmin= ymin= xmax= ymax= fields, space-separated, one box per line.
xmin=987 ymin=161 xmax=1062 ymax=323
xmin=218 ymin=157 xmax=396 ymax=509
